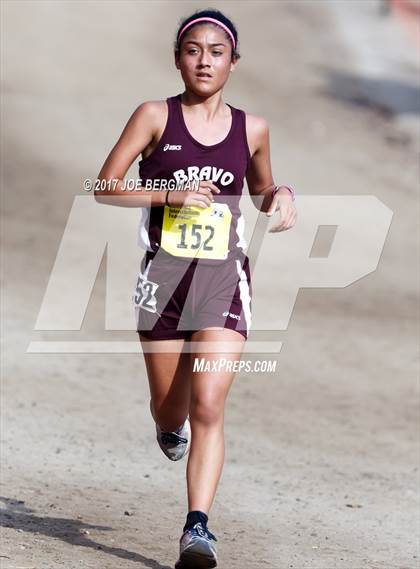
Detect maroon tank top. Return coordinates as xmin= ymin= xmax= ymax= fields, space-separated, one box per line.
xmin=137 ymin=94 xmax=251 ymax=264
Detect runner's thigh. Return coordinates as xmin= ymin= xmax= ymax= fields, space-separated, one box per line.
xmin=189 ymin=328 xmax=245 ymax=423
xmin=139 ymin=336 xmax=192 ymax=423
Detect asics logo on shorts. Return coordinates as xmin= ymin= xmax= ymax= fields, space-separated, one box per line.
xmin=223 ymin=311 xmax=241 ymax=321
xmin=163 ymin=144 xmax=182 ymax=151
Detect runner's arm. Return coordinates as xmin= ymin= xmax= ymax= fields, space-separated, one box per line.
xmin=245 ymin=114 xmax=293 ymax=212
xmin=94 ymin=101 xmax=166 ymax=207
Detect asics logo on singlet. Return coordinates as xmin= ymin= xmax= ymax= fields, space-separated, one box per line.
xmin=223 ymin=311 xmax=241 ymax=321
xmin=163 ymin=144 xmax=182 ymax=151
xmin=173 ymin=166 xmax=234 ymax=187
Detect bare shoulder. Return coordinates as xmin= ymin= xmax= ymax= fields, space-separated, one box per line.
xmin=131 ymin=99 xmax=168 ymax=128
xmin=245 ymin=113 xmax=269 ymax=133
xmin=124 ymin=100 xmax=168 ymax=158
xmin=244 ymin=113 xmax=269 ymax=156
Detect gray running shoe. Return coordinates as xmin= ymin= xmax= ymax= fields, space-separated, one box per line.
xmin=156 ymin=417 xmax=191 ymax=461
xmin=174 ymin=522 xmax=218 ymax=568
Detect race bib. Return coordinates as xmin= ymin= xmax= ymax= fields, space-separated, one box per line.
xmin=132 ymin=274 xmax=159 ymax=313
xmin=161 ymin=203 xmax=232 ymax=260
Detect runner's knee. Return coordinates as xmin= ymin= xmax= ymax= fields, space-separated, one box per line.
xmin=190 ymin=395 xmax=223 ymax=426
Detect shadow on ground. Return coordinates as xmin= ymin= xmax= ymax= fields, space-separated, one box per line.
xmin=0 ymin=497 xmax=173 ymax=569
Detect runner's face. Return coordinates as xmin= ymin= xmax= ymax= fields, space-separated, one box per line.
xmin=175 ymin=25 xmax=236 ymax=95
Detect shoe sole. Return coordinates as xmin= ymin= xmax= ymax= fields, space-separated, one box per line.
xmin=184 ymin=420 xmax=191 ymax=456
xmin=165 ymin=418 xmax=191 ymax=461
xmin=175 ymin=550 xmax=217 ymax=568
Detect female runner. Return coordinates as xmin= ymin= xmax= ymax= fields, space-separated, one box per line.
xmin=95 ymin=8 xmax=297 ymax=568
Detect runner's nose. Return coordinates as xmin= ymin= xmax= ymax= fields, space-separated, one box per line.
xmin=198 ymin=51 xmax=211 ymax=67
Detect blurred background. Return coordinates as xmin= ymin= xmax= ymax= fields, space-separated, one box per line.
xmin=1 ymin=1 xmax=419 ymax=568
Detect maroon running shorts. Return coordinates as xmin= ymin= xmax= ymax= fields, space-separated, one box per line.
xmin=133 ymin=249 xmax=252 ymax=341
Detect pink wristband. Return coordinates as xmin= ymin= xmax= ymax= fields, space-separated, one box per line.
xmin=272 ymin=184 xmax=295 ymax=201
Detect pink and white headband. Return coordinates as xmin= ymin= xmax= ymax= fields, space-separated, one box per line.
xmin=177 ymin=17 xmax=236 ymax=50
